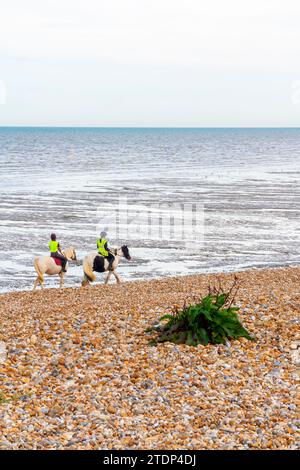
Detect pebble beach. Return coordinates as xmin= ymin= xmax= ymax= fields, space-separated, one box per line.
xmin=0 ymin=267 xmax=299 ymax=450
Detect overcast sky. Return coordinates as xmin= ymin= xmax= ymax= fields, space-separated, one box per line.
xmin=0 ymin=0 xmax=300 ymax=127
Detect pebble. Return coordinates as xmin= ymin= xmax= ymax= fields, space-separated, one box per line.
xmin=0 ymin=341 xmax=7 ymax=363
xmin=0 ymin=266 xmax=299 ymax=450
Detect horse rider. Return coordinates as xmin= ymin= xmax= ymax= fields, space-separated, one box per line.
xmin=97 ymin=231 xmax=115 ymax=270
xmin=48 ymin=233 xmax=68 ymax=272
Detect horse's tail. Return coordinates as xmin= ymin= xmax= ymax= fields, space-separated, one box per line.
xmin=34 ymin=257 xmax=44 ymax=283
xmin=82 ymin=257 xmax=96 ymax=283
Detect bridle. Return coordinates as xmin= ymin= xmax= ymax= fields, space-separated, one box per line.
xmin=111 ymin=248 xmax=120 ymax=256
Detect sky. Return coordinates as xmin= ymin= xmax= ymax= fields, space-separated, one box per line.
xmin=0 ymin=0 xmax=300 ymax=127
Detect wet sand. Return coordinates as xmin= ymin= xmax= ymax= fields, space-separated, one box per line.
xmin=0 ymin=266 xmax=299 ymax=449
xmin=1 ymin=127 xmax=299 ymax=293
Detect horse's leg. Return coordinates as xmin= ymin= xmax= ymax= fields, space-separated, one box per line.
xmin=33 ymin=277 xmax=39 ymax=290
xmin=104 ymin=271 xmax=112 ymax=285
xmin=59 ymin=272 xmax=64 ymax=288
xmin=82 ymin=273 xmax=90 ymax=287
xmin=33 ymin=258 xmax=44 ymax=289
xmin=113 ymin=271 xmax=121 ymax=284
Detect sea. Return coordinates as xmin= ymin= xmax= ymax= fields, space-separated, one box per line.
xmin=0 ymin=127 xmax=299 ymax=293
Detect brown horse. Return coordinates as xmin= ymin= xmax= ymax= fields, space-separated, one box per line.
xmin=33 ymin=247 xmax=77 ymax=290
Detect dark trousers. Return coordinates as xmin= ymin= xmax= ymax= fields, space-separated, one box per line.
xmin=105 ymin=253 xmax=115 ymax=269
xmin=51 ymin=252 xmax=67 ymax=269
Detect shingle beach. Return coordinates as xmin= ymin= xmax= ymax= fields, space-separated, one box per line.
xmin=0 ymin=267 xmax=299 ymax=449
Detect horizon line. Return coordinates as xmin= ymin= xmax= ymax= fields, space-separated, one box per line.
xmin=0 ymin=126 xmax=300 ymax=130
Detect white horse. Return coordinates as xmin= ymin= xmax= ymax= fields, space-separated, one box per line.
xmin=82 ymin=245 xmax=131 ymax=286
xmin=33 ymin=247 xmax=77 ymax=290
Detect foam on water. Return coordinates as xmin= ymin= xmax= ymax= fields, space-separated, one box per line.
xmin=0 ymin=127 xmax=299 ymax=292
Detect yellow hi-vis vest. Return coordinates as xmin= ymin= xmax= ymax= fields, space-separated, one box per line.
xmin=49 ymin=240 xmax=59 ymax=253
xmin=97 ymin=238 xmax=108 ymax=256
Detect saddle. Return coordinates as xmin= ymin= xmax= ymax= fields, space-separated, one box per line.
xmin=93 ymin=254 xmax=114 ymax=273
xmin=53 ymin=258 xmax=62 ymax=267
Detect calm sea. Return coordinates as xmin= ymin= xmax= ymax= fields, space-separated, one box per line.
xmin=0 ymin=127 xmax=299 ymax=292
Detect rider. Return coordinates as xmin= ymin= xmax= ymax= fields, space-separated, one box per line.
xmin=97 ymin=231 xmax=115 ymax=270
xmin=48 ymin=233 xmax=67 ymax=272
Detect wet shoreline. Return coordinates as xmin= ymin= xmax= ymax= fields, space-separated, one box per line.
xmin=1 ymin=128 xmax=299 ymax=293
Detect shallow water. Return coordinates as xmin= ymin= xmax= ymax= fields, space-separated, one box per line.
xmin=0 ymin=127 xmax=299 ymax=292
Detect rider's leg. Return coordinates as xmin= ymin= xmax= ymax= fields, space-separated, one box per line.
xmin=107 ymin=253 xmax=115 ymax=271
xmin=61 ymin=258 xmax=67 ymax=272
xmin=51 ymin=252 xmax=67 ymax=272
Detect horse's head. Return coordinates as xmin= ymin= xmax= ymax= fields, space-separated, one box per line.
xmin=121 ymin=245 xmax=131 ymax=260
xmin=63 ymin=246 xmax=77 ymax=261
xmin=71 ymin=248 xmax=77 ymax=261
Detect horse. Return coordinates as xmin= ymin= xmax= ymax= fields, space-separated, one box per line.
xmin=33 ymin=247 xmax=77 ymax=290
xmin=82 ymin=245 xmax=131 ymax=286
